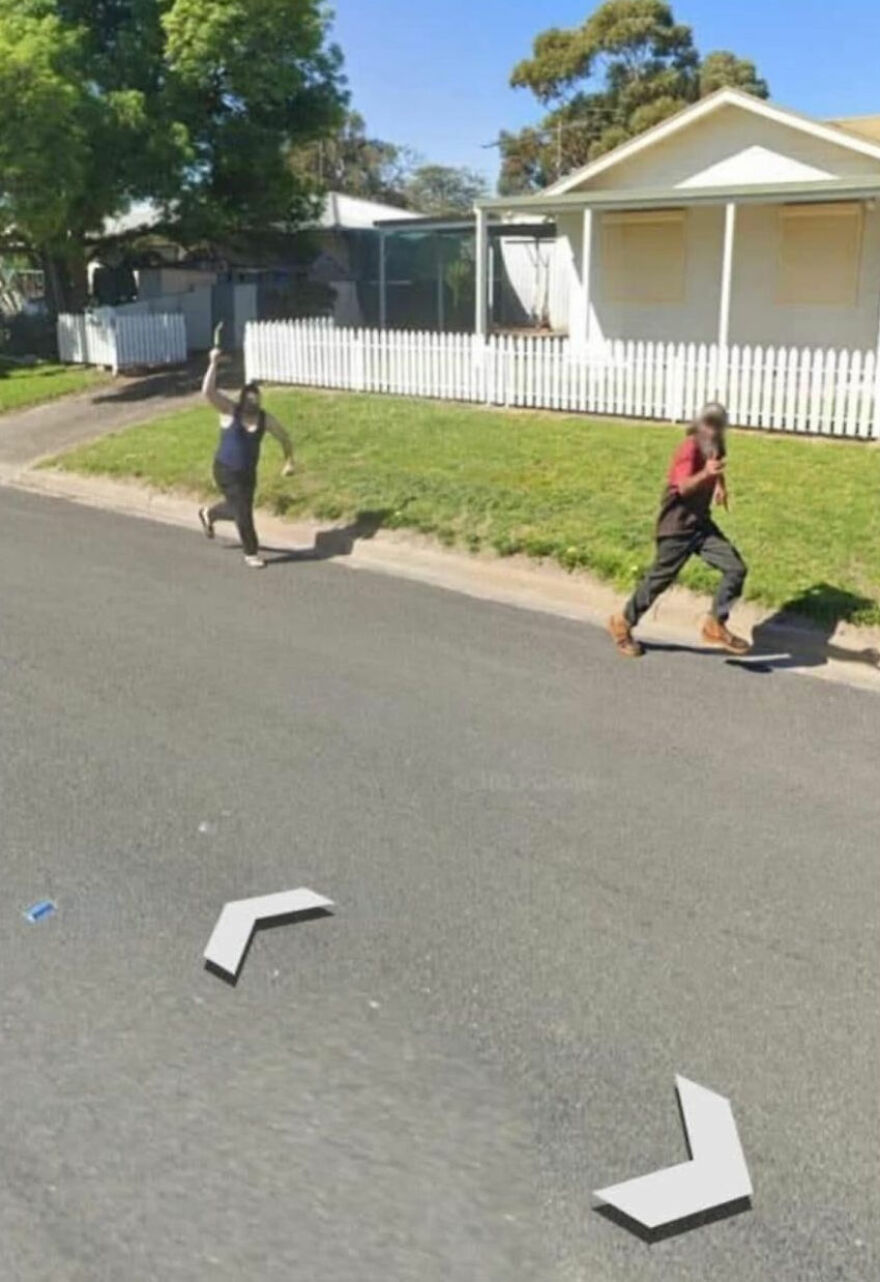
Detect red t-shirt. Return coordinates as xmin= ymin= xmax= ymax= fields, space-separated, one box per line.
xmin=655 ymin=436 xmax=716 ymax=537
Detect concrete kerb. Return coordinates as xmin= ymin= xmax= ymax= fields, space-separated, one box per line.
xmin=9 ymin=464 xmax=880 ymax=696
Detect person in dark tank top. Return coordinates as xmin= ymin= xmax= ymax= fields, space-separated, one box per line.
xmin=198 ymin=344 xmax=295 ymax=567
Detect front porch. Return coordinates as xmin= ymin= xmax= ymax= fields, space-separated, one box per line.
xmin=475 ymin=177 xmax=880 ymax=361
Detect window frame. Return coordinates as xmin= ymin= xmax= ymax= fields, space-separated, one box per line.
xmin=600 ymin=208 xmax=688 ymax=306
xmin=776 ymin=201 xmax=864 ymax=307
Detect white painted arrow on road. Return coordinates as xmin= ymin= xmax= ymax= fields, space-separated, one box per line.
xmin=594 ymin=1076 xmax=752 ymax=1231
xmin=204 ymin=888 xmax=333 ymax=980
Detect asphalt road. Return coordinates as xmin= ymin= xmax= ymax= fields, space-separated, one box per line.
xmin=0 ymin=487 xmax=877 ymax=1282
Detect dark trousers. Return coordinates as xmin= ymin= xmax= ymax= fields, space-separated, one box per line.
xmin=624 ymin=523 xmax=747 ymax=627
xmin=209 ymin=461 xmax=259 ymax=556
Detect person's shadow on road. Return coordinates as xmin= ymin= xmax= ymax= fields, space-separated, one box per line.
xmin=728 ymin=583 xmax=879 ymax=676
xmin=642 ymin=582 xmax=878 ymax=676
xmin=259 ymin=509 xmax=388 ymax=566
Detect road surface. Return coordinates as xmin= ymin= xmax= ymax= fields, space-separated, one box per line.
xmin=0 ymin=487 xmax=877 ymax=1281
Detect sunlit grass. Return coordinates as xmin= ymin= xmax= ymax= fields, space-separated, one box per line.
xmin=0 ymin=360 xmax=109 ymax=413
xmin=49 ymin=386 xmax=880 ymax=625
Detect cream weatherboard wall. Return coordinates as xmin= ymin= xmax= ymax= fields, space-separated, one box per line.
xmin=548 ymin=101 xmax=880 ymax=352
xmin=730 ymin=202 xmax=880 ymax=350
xmin=557 ymin=201 xmax=880 ymax=351
xmin=565 ymin=103 xmax=880 ymax=193
xmin=557 ymin=207 xmax=726 ymax=347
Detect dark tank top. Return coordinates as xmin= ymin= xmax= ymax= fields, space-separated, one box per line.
xmin=214 ymin=410 xmax=266 ymax=474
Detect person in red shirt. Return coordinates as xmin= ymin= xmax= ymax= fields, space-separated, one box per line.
xmin=609 ymin=403 xmax=750 ymax=658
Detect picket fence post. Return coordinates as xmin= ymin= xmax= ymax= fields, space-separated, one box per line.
xmin=158 ymin=317 xmax=879 ymax=441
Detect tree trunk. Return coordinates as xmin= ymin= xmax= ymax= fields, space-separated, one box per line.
xmin=65 ymin=250 xmax=89 ymax=312
xmin=40 ymin=247 xmax=89 ymax=315
xmin=40 ymin=251 xmax=65 ymax=317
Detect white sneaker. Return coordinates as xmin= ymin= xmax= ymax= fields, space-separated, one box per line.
xmin=198 ymin=507 xmax=214 ymax=539
xmin=244 ymin=554 xmax=266 ymax=569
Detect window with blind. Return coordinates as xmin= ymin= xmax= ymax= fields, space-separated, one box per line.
xmin=600 ymin=210 xmax=686 ymax=304
xmin=777 ymin=202 xmax=863 ymax=305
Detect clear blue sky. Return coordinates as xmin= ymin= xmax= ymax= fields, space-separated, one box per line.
xmin=329 ymin=0 xmax=880 ymax=187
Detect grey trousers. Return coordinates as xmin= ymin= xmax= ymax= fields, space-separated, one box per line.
xmin=624 ymin=524 xmax=747 ymax=626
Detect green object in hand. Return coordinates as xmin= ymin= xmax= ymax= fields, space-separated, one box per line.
xmin=213 ymin=322 xmax=224 ymax=348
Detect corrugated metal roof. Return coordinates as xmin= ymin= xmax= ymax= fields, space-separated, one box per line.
xmin=318 ymin=192 xmax=420 ymax=229
xmin=373 ymin=214 xmax=556 ymax=236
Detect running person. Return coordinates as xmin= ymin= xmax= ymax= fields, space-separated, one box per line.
xmin=198 ymin=345 xmax=294 ymax=568
xmin=609 ymin=403 xmax=750 ymax=658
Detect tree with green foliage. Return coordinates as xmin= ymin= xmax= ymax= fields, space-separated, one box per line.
xmin=290 ymin=115 xmax=488 ymax=216
xmin=403 ymin=165 xmax=488 ymax=216
xmin=0 ymin=0 xmax=346 ymax=312
xmin=500 ymin=0 xmax=768 ymax=193
xmin=289 ymin=110 xmax=413 ymax=208
xmin=163 ymin=0 xmax=345 ymax=238
xmin=698 ymin=50 xmax=769 ymax=100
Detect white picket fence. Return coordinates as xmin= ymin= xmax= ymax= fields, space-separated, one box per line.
xmin=107 ymin=287 xmax=214 ymax=351
xmin=244 ymin=318 xmax=880 ymax=438
xmin=57 ymin=311 xmax=187 ymax=373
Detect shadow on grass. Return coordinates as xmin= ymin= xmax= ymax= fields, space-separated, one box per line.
xmin=641 ymin=584 xmax=878 ymax=676
xmin=0 ymin=363 xmax=62 ymax=381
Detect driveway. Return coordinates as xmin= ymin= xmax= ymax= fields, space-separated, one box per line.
xmin=0 ymin=356 xmax=242 ymax=477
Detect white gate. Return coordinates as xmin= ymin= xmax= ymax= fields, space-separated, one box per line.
xmin=58 ymin=311 xmax=187 ymax=373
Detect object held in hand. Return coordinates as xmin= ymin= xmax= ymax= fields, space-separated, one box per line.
xmin=213 ymin=322 xmax=224 ymax=349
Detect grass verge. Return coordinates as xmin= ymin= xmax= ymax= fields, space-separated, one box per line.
xmin=47 ymin=386 xmax=880 ymax=626
xmin=0 ymin=360 xmax=109 ymax=413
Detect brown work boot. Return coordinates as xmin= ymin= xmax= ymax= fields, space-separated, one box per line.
xmin=608 ymin=614 xmax=645 ymax=658
xmin=701 ymin=616 xmax=750 ymax=655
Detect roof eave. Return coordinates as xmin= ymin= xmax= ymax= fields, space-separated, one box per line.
xmin=540 ymin=88 xmax=880 ymax=199
xmin=475 ymin=176 xmax=880 ymax=216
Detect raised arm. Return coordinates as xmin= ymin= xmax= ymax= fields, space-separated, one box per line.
xmin=264 ymin=412 xmax=295 ymax=475
xmin=202 ymin=348 xmax=236 ymax=416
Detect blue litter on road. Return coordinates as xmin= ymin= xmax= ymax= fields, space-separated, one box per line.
xmin=24 ymin=899 xmax=57 ymax=924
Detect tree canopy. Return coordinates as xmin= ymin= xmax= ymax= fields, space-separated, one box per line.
xmin=404 ymin=165 xmax=487 ymax=216
xmin=289 ymin=110 xmax=414 ymax=208
xmin=0 ymin=0 xmax=347 ymax=309
xmin=290 ymin=114 xmax=488 ymax=216
xmin=500 ymin=0 xmax=768 ymax=193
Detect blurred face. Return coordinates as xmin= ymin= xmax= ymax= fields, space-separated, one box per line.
xmin=697 ymin=415 xmax=725 ymax=457
xmin=240 ymin=387 xmax=261 ymax=424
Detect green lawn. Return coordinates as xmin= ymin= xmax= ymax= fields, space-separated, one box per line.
xmin=48 ymin=386 xmax=880 ymax=626
xmin=0 ymin=360 xmax=109 ymax=413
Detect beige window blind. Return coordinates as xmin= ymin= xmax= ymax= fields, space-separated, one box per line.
xmin=777 ymin=202 xmax=863 ymax=305
xmin=601 ymin=209 xmax=686 ymax=304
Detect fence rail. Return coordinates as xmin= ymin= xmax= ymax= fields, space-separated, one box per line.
xmin=58 ymin=311 xmax=187 ymax=372
xmin=244 ymin=318 xmax=880 ymax=439
xmin=108 ymin=287 xmax=213 ymax=352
